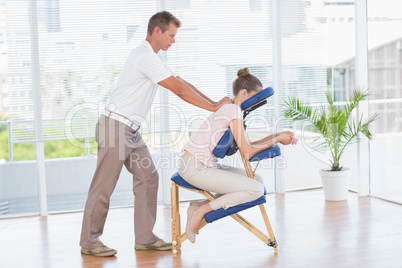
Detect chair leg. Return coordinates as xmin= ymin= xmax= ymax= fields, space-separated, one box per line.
xmin=171 ymin=162 xmax=278 ymax=254
xmin=259 ymin=204 xmax=278 ymax=251
xmin=242 ymin=155 xmax=278 ymax=251
xmin=229 ymin=212 xmax=270 ymax=243
xmin=171 ymin=182 xmax=181 ymax=255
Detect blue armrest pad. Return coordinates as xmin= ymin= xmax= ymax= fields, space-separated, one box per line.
xmin=212 ymin=128 xmax=234 ymax=158
xmin=204 ymin=195 xmax=266 ymax=223
xmin=241 ymin=87 xmax=274 ymax=110
xmin=249 ymin=144 xmax=281 ymax=162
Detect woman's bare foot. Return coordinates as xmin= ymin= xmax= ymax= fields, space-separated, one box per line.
xmin=189 ymin=204 xmax=213 ymax=234
xmin=186 ymin=205 xmax=197 ymax=243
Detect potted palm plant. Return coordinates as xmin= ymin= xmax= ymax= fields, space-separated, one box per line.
xmin=283 ymin=89 xmax=377 ymax=201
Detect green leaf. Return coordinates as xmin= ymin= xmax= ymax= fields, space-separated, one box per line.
xmin=282 ymin=88 xmax=378 ymax=171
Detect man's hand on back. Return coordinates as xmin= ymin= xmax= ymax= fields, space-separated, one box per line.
xmin=214 ymin=97 xmax=233 ymax=111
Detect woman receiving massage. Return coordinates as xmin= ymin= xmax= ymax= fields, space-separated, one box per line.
xmin=178 ymin=67 xmax=298 ymax=243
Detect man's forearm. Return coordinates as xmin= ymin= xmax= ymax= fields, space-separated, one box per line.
xmin=176 ymin=76 xmax=215 ymax=105
xmin=176 ymin=85 xmax=216 ymax=111
xmin=158 ymin=76 xmax=216 ymax=111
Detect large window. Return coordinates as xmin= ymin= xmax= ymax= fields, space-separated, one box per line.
xmin=2 ymin=0 xmax=159 ymax=215
xmin=327 ymin=0 xmax=359 ymax=191
xmin=0 ymin=0 xmax=358 ymax=216
xmin=367 ymin=0 xmax=402 ymax=203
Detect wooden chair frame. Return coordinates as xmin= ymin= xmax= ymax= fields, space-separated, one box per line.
xmin=170 ymin=154 xmax=278 ymax=255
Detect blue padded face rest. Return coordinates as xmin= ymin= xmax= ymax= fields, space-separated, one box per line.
xmin=212 ymin=128 xmax=234 ymax=158
xmin=249 ymin=144 xmax=281 ymax=162
xmin=241 ymin=87 xmax=274 ymax=110
xmin=204 ymin=195 xmax=266 ymax=223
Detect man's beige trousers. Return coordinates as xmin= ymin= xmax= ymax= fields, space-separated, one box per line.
xmin=80 ymin=115 xmax=159 ymax=249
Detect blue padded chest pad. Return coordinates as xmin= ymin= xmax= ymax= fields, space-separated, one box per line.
xmin=212 ymin=128 xmax=234 ymax=158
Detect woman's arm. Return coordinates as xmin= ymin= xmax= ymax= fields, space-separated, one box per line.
xmin=250 ymin=130 xmax=295 ymax=146
xmin=229 ymin=119 xmax=296 ymax=159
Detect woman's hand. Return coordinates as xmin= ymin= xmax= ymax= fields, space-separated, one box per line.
xmin=277 ymin=132 xmax=298 ymax=145
xmin=279 ymin=130 xmax=294 ymax=136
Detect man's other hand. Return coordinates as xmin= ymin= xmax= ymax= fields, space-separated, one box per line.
xmin=214 ymin=97 xmax=233 ymax=111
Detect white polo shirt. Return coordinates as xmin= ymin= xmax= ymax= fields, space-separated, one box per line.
xmin=107 ymin=40 xmax=173 ymax=126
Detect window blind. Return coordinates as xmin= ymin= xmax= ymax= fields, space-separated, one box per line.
xmin=158 ymin=0 xmax=327 ymax=137
xmin=278 ymin=0 xmax=327 ymax=104
xmin=159 ymin=1 xmax=275 ymax=136
xmin=6 ymin=0 xmax=158 ymax=144
xmin=5 ymin=0 xmax=328 ymax=151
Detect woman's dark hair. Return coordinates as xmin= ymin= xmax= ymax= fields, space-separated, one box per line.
xmin=148 ymin=11 xmax=182 ymax=35
xmin=232 ymin=67 xmax=263 ymax=96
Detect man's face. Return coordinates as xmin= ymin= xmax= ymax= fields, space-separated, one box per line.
xmin=158 ymin=23 xmax=178 ymax=51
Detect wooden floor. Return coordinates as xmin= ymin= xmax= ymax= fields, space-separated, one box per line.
xmin=1 ymin=189 xmax=402 ymax=268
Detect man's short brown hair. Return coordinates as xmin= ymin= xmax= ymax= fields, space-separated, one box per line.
xmin=147 ymin=11 xmax=182 ymax=35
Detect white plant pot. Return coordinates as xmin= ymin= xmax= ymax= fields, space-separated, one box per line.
xmin=319 ymin=168 xmax=351 ymax=201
